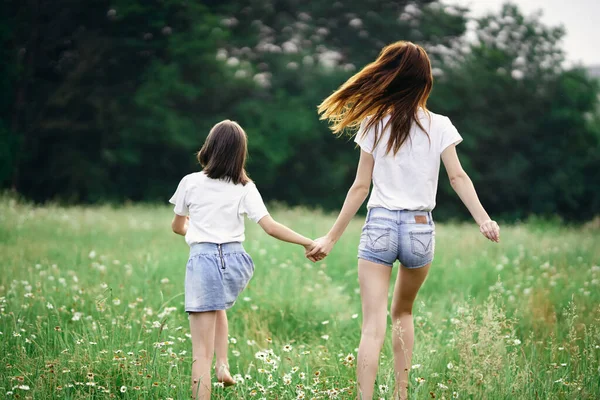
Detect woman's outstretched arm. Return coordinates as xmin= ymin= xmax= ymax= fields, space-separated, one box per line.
xmin=441 ymin=144 xmax=500 ymax=242
xmin=306 ymin=149 xmax=374 ymax=261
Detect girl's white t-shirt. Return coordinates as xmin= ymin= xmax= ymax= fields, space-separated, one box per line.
xmin=354 ymin=109 xmax=463 ymax=211
xmin=169 ymin=172 xmax=269 ymax=245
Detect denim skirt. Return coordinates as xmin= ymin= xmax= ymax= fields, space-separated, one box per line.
xmin=184 ymin=242 xmax=254 ymax=312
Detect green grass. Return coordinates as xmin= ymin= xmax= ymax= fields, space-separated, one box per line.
xmin=1 ymin=197 xmax=599 ymax=399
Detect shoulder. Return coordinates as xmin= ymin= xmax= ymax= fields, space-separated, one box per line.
xmin=419 ymin=110 xmax=455 ymax=133
xmin=179 ymin=172 xmax=205 ymax=187
xmin=243 ymin=180 xmax=258 ymax=193
xmin=421 ymin=109 xmax=451 ymax=125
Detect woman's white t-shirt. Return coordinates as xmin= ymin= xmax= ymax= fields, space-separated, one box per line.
xmin=354 ymin=109 xmax=463 ymax=211
xmin=169 ymin=172 xmax=269 ymax=245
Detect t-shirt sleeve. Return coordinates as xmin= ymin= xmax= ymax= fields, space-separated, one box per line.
xmin=168 ymin=176 xmax=189 ymax=216
xmin=354 ymin=118 xmax=376 ymax=154
xmin=240 ymin=183 xmax=269 ymax=223
xmin=440 ymin=117 xmax=463 ymax=152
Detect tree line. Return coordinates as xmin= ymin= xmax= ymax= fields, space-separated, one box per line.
xmin=1 ymin=0 xmax=599 ymax=221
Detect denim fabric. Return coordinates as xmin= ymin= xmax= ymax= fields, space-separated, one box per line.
xmin=185 ymin=242 xmax=254 ymax=312
xmin=358 ymin=208 xmax=435 ymax=268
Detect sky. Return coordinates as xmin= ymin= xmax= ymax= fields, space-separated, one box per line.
xmin=448 ymin=0 xmax=600 ymax=66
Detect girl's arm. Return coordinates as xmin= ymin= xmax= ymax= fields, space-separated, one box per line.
xmin=441 ymin=144 xmax=500 ymax=242
xmin=171 ymin=215 xmax=188 ymax=236
xmin=257 ymin=215 xmax=314 ymax=250
xmin=306 ymin=149 xmax=374 ymax=260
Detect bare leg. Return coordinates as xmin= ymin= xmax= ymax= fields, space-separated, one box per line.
xmin=189 ymin=311 xmax=217 ymax=400
xmin=356 ymin=259 xmax=392 ymax=400
xmin=214 ymin=310 xmax=235 ymax=386
xmin=390 ymin=264 xmax=431 ymax=400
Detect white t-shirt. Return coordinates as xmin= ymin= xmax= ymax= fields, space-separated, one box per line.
xmin=354 ymin=109 xmax=463 ymax=211
xmin=169 ymin=172 xmax=269 ymax=245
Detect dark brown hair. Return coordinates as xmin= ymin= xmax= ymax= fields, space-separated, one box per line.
xmin=197 ymin=120 xmax=250 ymax=185
xmin=318 ymin=41 xmax=433 ymax=155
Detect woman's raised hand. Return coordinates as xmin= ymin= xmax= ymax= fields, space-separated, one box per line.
xmin=479 ymin=220 xmax=500 ymax=243
xmin=305 ymin=236 xmax=335 ymax=262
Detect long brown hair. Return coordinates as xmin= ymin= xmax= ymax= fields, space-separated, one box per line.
xmin=318 ymin=41 xmax=433 ymax=155
xmin=197 ymin=120 xmax=250 ymax=185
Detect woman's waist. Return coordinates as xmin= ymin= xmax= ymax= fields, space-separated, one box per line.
xmin=366 ymin=207 xmax=433 ymax=225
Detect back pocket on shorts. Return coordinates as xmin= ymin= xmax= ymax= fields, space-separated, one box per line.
xmin=365 ymin=225 xmax=391 ymax=253
xmin=410 ymin=231 xmax=434 ymax=258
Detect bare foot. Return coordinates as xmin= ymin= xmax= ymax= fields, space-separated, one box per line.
xmin=215 ymin=364 xmax=235 ymax=387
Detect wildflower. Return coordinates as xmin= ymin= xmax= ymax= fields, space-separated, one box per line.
xmin=379 ymin=384 xmax=388 ymax=393
xmin=89 ymin=250 xmax=96 ymax=259
xmin=47 ymin=302 xmax=53 ymax=309
xmin=16 ymin=385 xmax=30 ymax=390
xmin=213 ymin=382 xmax=225 ymax=388
xmin=160 ymin=278 xmax=169 ymax=284
xmin=415 ymin=377 xmax=426 ymax=384
xmin=243 ymin=297 xmax=251 ymax=301
xmin=133 ymin=386 xmax=140 ymax=390
xmin=344 ymin=354 xmax=355 ymax=363
xmin=229 ymin=337 xmax=237 ymax=344
xmin=352 ymin=314 xmax=359 ymax=319
xmin=299 ymin=372 xmax=306 ymax=380
xmin=120 ymin=386 xmax=127 ymax=393
xmin=438 ymin=383 xmax=448 ymax=390
xmin=322 ymin=320 xmax=329 ymax=325
xmin=453 ymin=392 xmax=459 ymax=398
xmin=321 ymin=335 xmax=329 ymax=340
xmin=412 ymin=364 xmax=421 ymax=369
xmin=513 ymin=339 xmax=521 ymax=345
xmin=283 ymin=374 xmax=292 ymax=385
xmin=283 ymin=344 xmax=293 ymax=352
xmin=447 ymin=362 xmax=454 ymax=370
xmin=86 ymin=382 xmax=96 ymax=387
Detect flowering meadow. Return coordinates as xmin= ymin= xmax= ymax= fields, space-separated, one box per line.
xmin=1 ymin=198 xmax=599 ymax=399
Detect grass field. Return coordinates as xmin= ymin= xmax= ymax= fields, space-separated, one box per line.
xmin=1 ymin=197 xmax=599 ymax=399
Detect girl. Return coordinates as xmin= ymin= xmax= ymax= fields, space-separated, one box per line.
xmin=307 ymin=41 xmax=500 ymax=400
xmin=169 ymin=120 xmax=315 ymax=400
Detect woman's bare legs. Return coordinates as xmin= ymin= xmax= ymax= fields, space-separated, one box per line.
xmin=214 ymin=310 xmax=235 ymax=385
xmin=390 ymin=263 xmax=431 ymax=400
xmin=356 ymin=259 xmax=392 ymax=400
xmin=189 ymin=312 xmax=217 ymax=400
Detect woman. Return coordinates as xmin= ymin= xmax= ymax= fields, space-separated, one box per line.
xmin=307 ymin=41 xmax=500 ymax=400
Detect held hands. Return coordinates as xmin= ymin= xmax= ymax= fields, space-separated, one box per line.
xmin=479 ymin=219 xmax=500 ymax=243
xmin=304 ymin=236 xmax=335 ymax=262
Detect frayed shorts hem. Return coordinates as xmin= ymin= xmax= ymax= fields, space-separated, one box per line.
xmin=357 ymin=254 xmax=393 ymax=267
xmin=401 ymin=257 xmax=434 ymax=269
xmin=357 ymin=254 xmax=434 ymax=269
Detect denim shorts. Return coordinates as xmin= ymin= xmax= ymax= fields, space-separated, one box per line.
xmin=358 ymin=208 xmax=435 ymax=268
xmin=185 ymin=242 xmax=254 ymax=312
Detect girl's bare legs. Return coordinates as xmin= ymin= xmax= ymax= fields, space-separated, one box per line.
xmin=189 ymin=311 xmax=217 ymax=400
xmin=214 ymin=310 xmax=235 ymax=385
xmin=356 ymin=259 xmax=392 ymax=400
xmin=390 ymin=264 xmax=431 ymax=400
